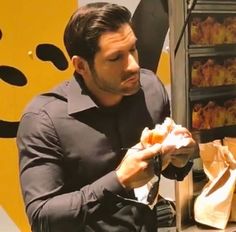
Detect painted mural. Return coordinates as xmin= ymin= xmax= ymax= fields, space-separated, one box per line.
xmin=0 ymin=1 xmax=170 ymax=231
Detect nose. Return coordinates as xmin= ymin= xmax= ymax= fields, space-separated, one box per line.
xmin=126 ymin=53 xmax=139 ymax=73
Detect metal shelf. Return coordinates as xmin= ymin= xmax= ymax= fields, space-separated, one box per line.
xmin=192 ymin=2 xmax=236 ymax=11
xmin=169 ymin=0 xmax=236 ymax=231
xmin=188 ymin=44 xmax=236 ymax=55
xmin=189 ymin=85 xmax=236 ymax=101
xmin=191 ymin=125 xmax=236 ymax=143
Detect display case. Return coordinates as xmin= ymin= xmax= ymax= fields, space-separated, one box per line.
xmin=168 ymin=0 xmax=236 ymax=231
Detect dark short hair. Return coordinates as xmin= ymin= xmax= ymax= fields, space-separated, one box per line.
xmin=63 ymin=2 xmax=132 ymax=63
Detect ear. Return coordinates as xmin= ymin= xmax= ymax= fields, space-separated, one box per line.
xmin=72 ymin=55 xmax=88 ymax=76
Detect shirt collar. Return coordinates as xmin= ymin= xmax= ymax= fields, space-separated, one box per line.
xmin=67 ymin=75 xmax=98 ymax=115
xmin=67 ymin=73 xmax=144 ymax=115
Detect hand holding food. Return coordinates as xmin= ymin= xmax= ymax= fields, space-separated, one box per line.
xmin=116 ymin=118 xmax=196 ymax=189
xmin=116 ymin=143 xmax=162 ymax=189
xmin=140 ymin=117 xmax=196 ymax=168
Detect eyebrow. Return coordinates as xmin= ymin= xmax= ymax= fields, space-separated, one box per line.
xmin=105 ymin=38 xmax=137 ymax=57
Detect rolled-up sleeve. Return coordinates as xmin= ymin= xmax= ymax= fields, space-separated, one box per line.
xmin=17 ymin=111 xmax=124 ymax=232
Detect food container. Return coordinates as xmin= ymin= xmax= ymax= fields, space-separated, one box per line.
xmin=168 ymin=0 xmax=236 ymax=231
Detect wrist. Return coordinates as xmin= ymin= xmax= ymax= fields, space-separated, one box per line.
xmin=170 ymin=153 xmax=191 ymax=168
xmin=115 ymin=169 xmax=129 ymax=190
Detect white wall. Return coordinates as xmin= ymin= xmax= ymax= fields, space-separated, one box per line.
xmin=78 ymin=0 xmax=140 ymax=15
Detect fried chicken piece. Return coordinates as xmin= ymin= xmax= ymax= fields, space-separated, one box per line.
xmin=200 ymin=16 xmax=215 ymax=45
xmin=224 ymin=99 xmax=236 ymax=126
xmin=192 ymin=104 xmax=204 ymax=129
xmin=201 ymin=59 xmax=215 ymax=86
xmin=224 ymin=17 xmax=236 ymax=43
xmin=224 ymin=58 xmax=236 ymax=85
xmin=191 ymin=61 xmax=204 ymax=87
xmin=210 ymin=105 xmax=226 ymax=128
xmin=190 ymin=17 xmax=203 ymax=44
xmin=211 ymin=21 xmax=226 ymax=45
xmin=140 ymin=117 xmax=176 ymax=147
xmin=211 ymin=63 xmax=226 ymax=86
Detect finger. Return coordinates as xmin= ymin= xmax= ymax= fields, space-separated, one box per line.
xmin=140 ymin=127 xmax=152 ymax=147
xmin=139 ymin=158 xmax=155 ymax=171
xmin=172 ymin=126 xmax=192 ymax=137
xmin=132 ymin=142 xmax=144 ymax=150
xmin=138 ymin=143 xmax=162 ymax=160
xmin=171 ymin=139 xmax=197 ymax=155
xmin=171 ymin=146 xmax=196 ymax=155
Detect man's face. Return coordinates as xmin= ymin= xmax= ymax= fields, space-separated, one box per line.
xmin=89 ymin=23 xmax=140 ymax=96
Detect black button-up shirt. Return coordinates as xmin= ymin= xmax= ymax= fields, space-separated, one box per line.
xmin=17 ymin=69 xmax=191 ymax=232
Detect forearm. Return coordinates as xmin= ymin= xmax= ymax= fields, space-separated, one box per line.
xmin=24 ymin=171 xmax=124 ymax=232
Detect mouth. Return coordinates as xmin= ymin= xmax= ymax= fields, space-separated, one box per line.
xmin=122 ymin=74 xmax=139 ymax=85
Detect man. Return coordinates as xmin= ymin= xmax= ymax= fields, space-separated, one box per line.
xmin=17 ymin=3 xmax=196 ymax=232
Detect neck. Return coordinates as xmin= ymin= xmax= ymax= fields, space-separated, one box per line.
xmin=91 ymin=90 xmax=123 ymax=107
xmin=82 ymin=78 xmax=123 ymax=107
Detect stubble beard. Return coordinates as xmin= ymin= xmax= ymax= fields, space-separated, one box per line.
xmin=91 ymin=68 xmax=141 ymax=96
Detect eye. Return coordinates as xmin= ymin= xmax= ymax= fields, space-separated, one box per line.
xmin=108 ymin=54 xmax=122 ymax=62
xmin=130 ymin=46 xmax=137 ymax=53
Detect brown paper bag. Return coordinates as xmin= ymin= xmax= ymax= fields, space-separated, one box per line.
xmin=223 ymin=137 xmax=236 ymax=170
xmin=223 ymin=137 xmax=236 ymax=222
xmin=194 ymin=140 xmax=236 ymax=229
xmin=198 ymin=140 xmax=225 ymax=181
xmin=230 ymin=192 xmax=236 ymax=221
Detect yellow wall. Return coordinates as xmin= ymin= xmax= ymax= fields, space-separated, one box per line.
xmin=157 ymin=51 xmax=170 ymax=86
xmin=0 ymin=1 xmax=77 ymax=231
xmin=0 ymin=1 xmax=170 ymax=231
